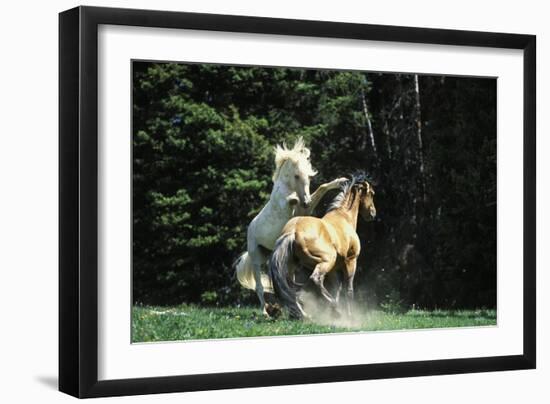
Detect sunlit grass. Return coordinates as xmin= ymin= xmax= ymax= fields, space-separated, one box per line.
xmin=132 ymin=304 xmax=496 ymax=343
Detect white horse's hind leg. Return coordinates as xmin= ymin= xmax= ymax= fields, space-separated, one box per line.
xmin=253 ymin=267 xmax=266 ymax=314
xmin=249 ymin=247 xmax=269 ymax=316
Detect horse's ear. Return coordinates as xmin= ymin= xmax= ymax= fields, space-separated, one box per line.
xmin=364 ymin=182 xmax=375 ymax=195
xmin=357 ymin=183 xmax=369 ymax=196
xmin=300 ymin=147 xmax=311 ymax=159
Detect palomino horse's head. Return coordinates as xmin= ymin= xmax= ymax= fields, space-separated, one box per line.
xmin=326 ymin=173 xmax=376 ymax=219
xmin=272 ymin=137 xmax=317 ymax=208
xmin=358 ymin=180 xmax=377 ymax=221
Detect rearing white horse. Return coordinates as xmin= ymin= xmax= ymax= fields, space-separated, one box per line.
xmin=234 ymin=137 xmax=345 ymax=315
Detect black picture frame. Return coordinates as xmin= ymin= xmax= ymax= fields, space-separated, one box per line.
xmin=59 ymin=5 xmax=536 ymax=398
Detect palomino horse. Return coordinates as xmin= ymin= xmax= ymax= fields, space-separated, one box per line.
xmin=234 ymin=137 xmax=346 ymax=316
xmin=269 ymin=174 xmax=376 ymax=319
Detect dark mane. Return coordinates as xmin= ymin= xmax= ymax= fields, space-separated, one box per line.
xmin=350 ymin=170 xmax=377 ymax=186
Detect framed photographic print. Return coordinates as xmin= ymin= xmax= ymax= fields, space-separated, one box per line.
xmin=59 ymin=6 xmax=536 ymax=398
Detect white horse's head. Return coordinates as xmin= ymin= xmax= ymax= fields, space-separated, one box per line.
xmin=272 ymin=137 xmax=317 ymax=208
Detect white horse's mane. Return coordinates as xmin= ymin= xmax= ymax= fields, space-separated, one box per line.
xmin=272 ymin=137 xmax=317 ymax=182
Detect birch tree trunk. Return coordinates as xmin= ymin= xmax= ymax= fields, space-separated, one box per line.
xmin=414 ymin=74 xmax=426 ymax=204
xmin=361 ymin=89 xmax=377 ymax=158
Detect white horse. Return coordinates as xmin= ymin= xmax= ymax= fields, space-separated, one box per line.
xmin=234 ymin=137 xmax=346 ymax=316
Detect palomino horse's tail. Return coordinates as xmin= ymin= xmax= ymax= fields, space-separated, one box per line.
xmin=269 ymin=233 xmax=300 ymax=316
xmin=233 ymin=252 xmax=274 ymax=293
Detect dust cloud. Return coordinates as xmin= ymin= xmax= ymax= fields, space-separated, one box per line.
xmin=297 ymin=289 xmax=369 ymax=329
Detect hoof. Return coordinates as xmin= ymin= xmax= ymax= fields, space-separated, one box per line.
xmin=265 ymin=303 xmax=282 ymax=319
xmin=289 ymin=310 xmax=304 ymax=321
xmin=289 ymin=308 xmax=311 ymax=321
xmin=337 ymin=177 xmax=348 ymax=184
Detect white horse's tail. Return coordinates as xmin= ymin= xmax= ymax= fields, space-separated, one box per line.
xmin=233 ymin=252 xmax=273 ymax=293
xmin=269 ymin=233 xmax=298 ymax=313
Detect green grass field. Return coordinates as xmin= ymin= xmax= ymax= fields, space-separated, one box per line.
xmin=132 ymin=304 xmax=496 ymax=343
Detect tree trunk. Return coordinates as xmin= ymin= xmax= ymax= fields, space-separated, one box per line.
xmin=361 ymin=89 xmax=378 ymax=158
xmin=414 ymin=74 xmax=426 ymax=204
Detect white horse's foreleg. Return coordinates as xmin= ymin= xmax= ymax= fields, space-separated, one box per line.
xmin=300 ymin=177 xmax=347 ymax=215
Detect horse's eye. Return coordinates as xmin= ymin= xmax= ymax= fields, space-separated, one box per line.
xmin=294 ymin=175 xmax=299 ymax=180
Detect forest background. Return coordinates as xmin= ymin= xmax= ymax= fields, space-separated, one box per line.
xmin=132 ymin=61 xmax=496 ymax=312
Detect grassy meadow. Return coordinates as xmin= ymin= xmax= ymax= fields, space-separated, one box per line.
xmin=132 ymin=304 xmax=496 ymax=343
